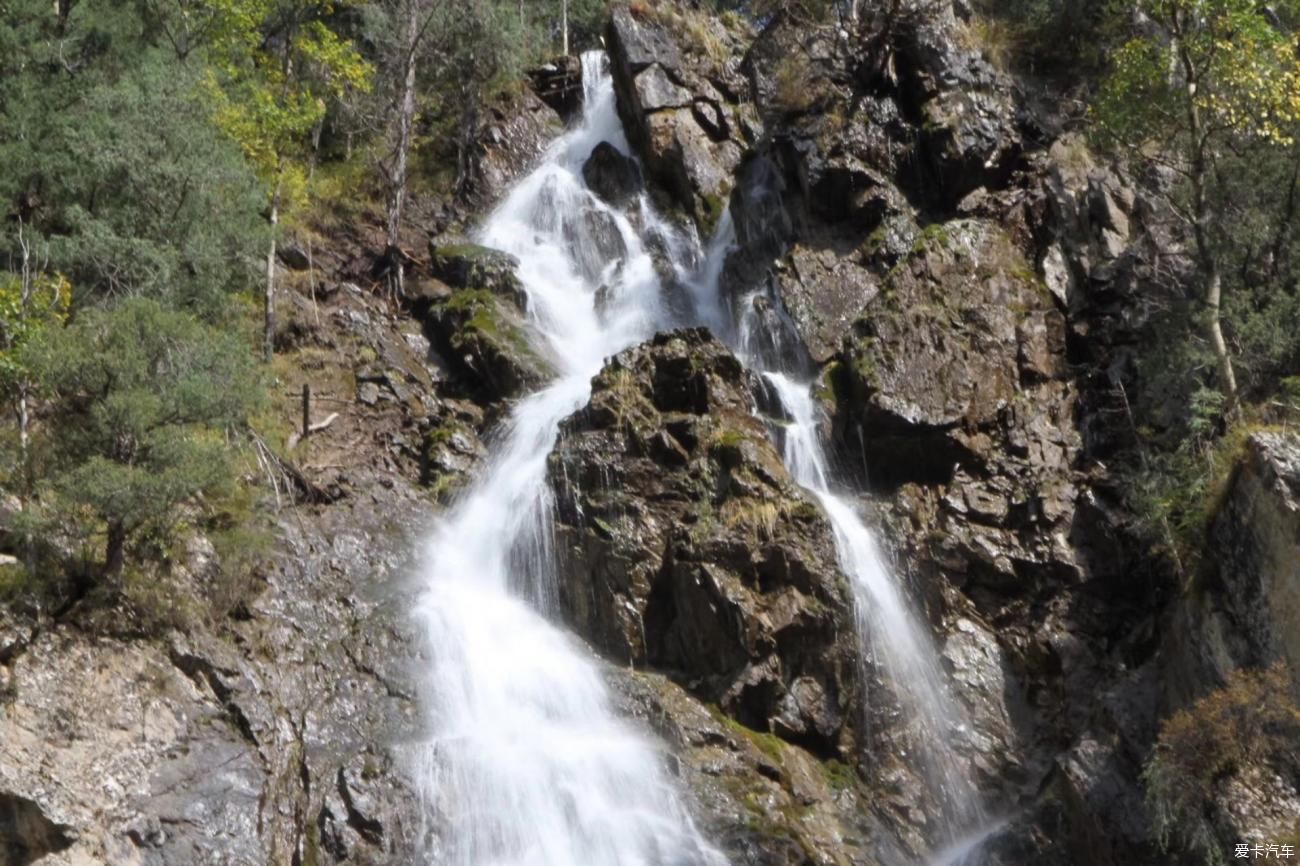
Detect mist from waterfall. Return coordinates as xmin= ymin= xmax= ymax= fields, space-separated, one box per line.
xmin=411 ymin=52 xmax=725 ymax=866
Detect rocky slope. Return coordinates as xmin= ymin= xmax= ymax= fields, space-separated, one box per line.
xmin=591 ymin=2 xmax=1300 ymax=865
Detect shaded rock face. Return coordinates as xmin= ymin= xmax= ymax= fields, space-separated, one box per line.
xmin=831 ymin=219 xmax=1072 ymax=494
xmin=0 ymin=791 xmax=73 ymax=866
xmin=1168 ymin=432 xmax=1300 ymax=695
xmin=549 ymin=329 xmax=858 ymax=756
xmin=582 ymin=141 xmax=644 ymax=207
xmin=528 ymin=56 xmax=584 ymax=123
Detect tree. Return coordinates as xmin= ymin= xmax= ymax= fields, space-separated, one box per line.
xmin=0 ymin=3 xmax=266 ymax=317
xmin=24 ymin=298 xmax=259 ymax=578
xmin=372 ymin=0 xmax=447 ymax=298
xmin=0 ymin=225 xmax=71 ymax=502
xmin=1094 ymin=0 xmax=1300 ymax=412
xmin=207 ymin=0 xmax=371 ymax=361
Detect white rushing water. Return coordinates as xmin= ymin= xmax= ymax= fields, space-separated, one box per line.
xmin=758 ymin=369 xmax=983 ymax=855
xmin=412 ymin=53 xmax=725 ymax=866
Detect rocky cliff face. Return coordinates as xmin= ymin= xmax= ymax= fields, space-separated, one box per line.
xmin=595 ymin=3 xmax=1298 ymax=865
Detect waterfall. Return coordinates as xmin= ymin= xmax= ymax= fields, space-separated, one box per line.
xmin=413 ymin=44 xmax=989 ymax=866
xmin=412 ymin=52 xmax=725 ymax=866
xmin=758 ymin=373 xmax=983 ymax=843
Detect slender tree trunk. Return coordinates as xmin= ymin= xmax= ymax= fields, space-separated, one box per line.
xmin=16 ymin=220 xmax=32 ymax=499
xmin=105 ymin=519 xmax=126 ymax=579
xmin=562 ymin=0 xmax=569 ymax=56
xmin=265 ymin=172 xmax=282 ymax=364
xmin=387 ymin=0 xmax=421 ymax=299
xmin=17 ymin=391 xmax=28 ymax=494
xmin=1175 ymin=18 xmax=1238 ymax=412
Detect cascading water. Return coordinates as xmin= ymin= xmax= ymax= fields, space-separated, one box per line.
xmin=758 ymin=373 xmax=981 ymax=837
xmin=413 ymin=42 xmax=987 ymax=866
xmin=412 ymin=53 xmax=725 ymax=866
xmin=719 ymin=187 xmax=990 ymax=857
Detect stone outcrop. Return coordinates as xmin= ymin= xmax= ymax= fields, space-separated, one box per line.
xmin=550 ymin=329 xmax=858 ymax=756
xmin=414 ymin=241 xmax=554 ymax=403
xmin=1155 ymin=432 xmax=1300 ymax=717
xmin=0 ymin=469 xmax=427 ymax=865
xmin=606 ymin=6 xmax=756 ymax=232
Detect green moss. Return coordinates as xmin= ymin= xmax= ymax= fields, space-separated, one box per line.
xmin=912 ymin=222 xmax=952 ymax=255
xmin=698 ymin=191 xmax=727 ymax=237
xmin=443 ymin=287 xmax=495 ymax=315
xmin=814 ymin=361 xmax=840 ymax=408
xmin=849 ymin=339 xmax=881 ymax=390
xmin=716 ymin=711 xmax=786 ymax=764
xmin=303 ymin=821 xmax=321 ymax=866
xmin=710 ymin=426 xmax=749 ymax=449
xmin=821 ymin=758 xmax=855 ymax=791
xmin=425 ymin=472 xmax=462 ymax=503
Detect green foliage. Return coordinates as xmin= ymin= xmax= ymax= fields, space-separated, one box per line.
xmin=0 ymin=269 xmax=71 ymax=403
xmin=1124 ymin=418 xmax=1263 ymax=568
xmin=1095 ymin=0 xmax=1300 ymax=151
xmin=22 ymin=298 xmax=261 ymax=576
xmin=0 ymin=4 xmax=267 ymax=314
xmin=206 ymin=0 xmax=373 ymax=215
xmin=1144 ymin=663 xmax=1300 ymax=865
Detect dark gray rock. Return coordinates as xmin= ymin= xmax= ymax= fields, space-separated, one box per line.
xmin=549 ymin=329 xmax=858 ymax=757
xmin=582 ymin=142 xmax=644 ymax=207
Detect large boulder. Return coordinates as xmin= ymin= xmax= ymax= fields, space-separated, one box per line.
xmin=582 ymin=141 xmax=644 ymax=207
xmin=606 ymin=5 xmax=755 ymax=233
xmin=549 ymin=329 xmax=858 ymax=756
xmin=831 ymin=219 xmax=1070 ymax=487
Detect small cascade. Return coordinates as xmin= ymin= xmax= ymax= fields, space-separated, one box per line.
xmin=758 ymin=373 xmax=982 ymax=841
xmin=412 ymin=52 xmax=724 ymax=866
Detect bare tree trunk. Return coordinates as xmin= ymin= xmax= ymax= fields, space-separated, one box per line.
xmin=16 ymin=220 xmax=32 ymax=494
xmin=386 ymin=0 xmax=421 ymax=299
xmin=1174 ymin=14 xmax=1238 ymax=412
xmin=265 ymin=173 xmax=282 ymax=364
xmin=562 ymin=0 xmax=569 ymax=56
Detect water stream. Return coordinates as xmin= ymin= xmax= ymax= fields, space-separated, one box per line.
xmin=758 ymin=372 xmax=983 ymax=842
xmin=412 ymin=53 xmax=724 ymax=866
xmin=414 ymin=50 xmax=987 ymax=866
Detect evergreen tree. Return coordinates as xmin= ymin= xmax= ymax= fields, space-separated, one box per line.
xmin=23 ymin=298 xmax=259 ymax=577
